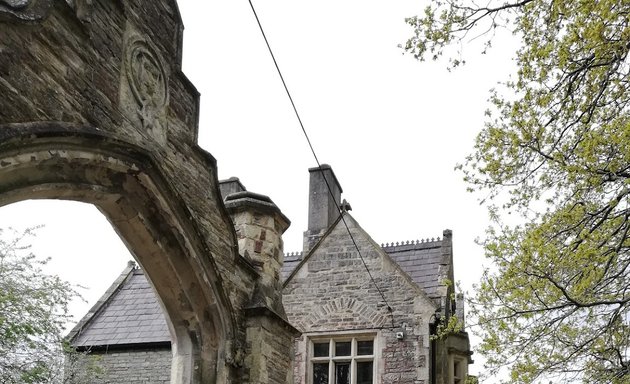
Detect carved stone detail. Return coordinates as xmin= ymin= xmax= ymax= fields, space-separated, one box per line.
xmin=122 ymin=32 xmax=169 ymax=144
xmin=224 ymin=340 xmax=244 ymax=368
xmin=0 ymin=0 xmax=52 ymax=22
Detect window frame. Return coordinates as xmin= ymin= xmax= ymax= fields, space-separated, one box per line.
xmin=449 ymin=355 xmax=467 ymax=384
xmin=308 ymin=335 xmax=376 ymax=384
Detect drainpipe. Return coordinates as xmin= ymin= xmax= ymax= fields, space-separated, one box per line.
xmin=429 ymin=313 xmax=439 ymax=384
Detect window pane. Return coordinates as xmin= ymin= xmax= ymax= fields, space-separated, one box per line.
xmin=357 ymin=340 xmax=373 ymax=355
xmin=313 ymin=362 xmax=328 ymax=384
xmin=314 ymin=341 xmax=329 ymax=357
xmin=335 ymin=341 xmax=351 ymax=356
xmin=356 ymin=361 xmax=373 ymax=384
xmin=335 ymin=362 xmax=350 ymax=384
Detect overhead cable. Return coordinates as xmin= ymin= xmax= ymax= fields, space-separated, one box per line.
xmin=247 ymin=0 xmax=395 ymax=328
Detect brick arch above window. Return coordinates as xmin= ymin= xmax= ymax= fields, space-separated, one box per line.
xmin=299 ymin=297 xmax=389 ymax=332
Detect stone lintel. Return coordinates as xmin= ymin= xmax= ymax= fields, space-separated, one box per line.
xmin=446 ymin=331 xmax=474 ymax=363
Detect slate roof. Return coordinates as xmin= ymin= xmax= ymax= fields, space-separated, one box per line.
xmin=70 ymin=239 xmax=448 ymax=348
xmin=381 ymin=240 xmax=444 ymax=299
xmin=281 ymin=238 xmax=447 ymax=299
xmin=68 ymin=262 xmax=170 ymax=348
xmin=282 ymin=252 xmax=304 ymax=282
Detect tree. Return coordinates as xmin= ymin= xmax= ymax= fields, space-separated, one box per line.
xmin=0 ymin=227 xmax=100 ymax=383
xmin=404 ymin=1 xmax=629 ymax=383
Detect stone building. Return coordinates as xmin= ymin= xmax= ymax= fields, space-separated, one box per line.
xmin=66 ymin=175 xmax=297 ymax=383
xmin=67 ymin=263 xmax=172 ymax=384
xmin=1 ymin=0 xmax=297 ymax=382
xmin=282 ymin=165 xmax=472 ymax=384
xmin=68 ymin=165 xmax=472 ymax=384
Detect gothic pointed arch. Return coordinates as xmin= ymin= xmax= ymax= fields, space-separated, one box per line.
xmin=0 ymin=123 xmax=238 ymax=383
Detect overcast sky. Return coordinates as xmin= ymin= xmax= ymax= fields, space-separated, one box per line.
xmin=0 ymin=0 xmax=518 ymax=376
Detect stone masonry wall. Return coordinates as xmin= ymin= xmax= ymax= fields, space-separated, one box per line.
xmin=0 ymin=1 xmax=292 ymax=381
xmin=283 ymin=214 xmax=437 ymax=384
xmin=70 ymin=349 xmax=172 ymax=384
xmin=244 ymin=310 xmax=297 ymax=384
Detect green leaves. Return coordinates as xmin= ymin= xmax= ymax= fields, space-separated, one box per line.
xmin=0 ymin=227 xmax=87 ymax=384
xmin=405 ymin=0 xmax=630 ymax=382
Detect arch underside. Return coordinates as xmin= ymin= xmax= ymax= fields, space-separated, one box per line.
xmin=0 ymin=124 xmax=235 ymax=384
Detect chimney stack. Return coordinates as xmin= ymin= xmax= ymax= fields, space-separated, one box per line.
xmin=303 ymin=164 xmax=342 ymax=253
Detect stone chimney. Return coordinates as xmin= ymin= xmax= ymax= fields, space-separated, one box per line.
xmin=303 ymin=164 xmax=342 ymax=254
xmin=223 ymin=190 xmax=290 ymax=316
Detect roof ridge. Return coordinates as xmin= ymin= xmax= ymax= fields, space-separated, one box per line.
xmin=380 ymin=236 xmax=442 ymax=248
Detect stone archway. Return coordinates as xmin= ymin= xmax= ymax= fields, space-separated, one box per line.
xmin=0 ymin=1 xmax=296 ymax=382
xmin=0 ymin=123 xmax=236 ymax=383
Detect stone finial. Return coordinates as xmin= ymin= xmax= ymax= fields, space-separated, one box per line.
xmin=224 ymin=190 xmax=290 ymax=316
xmin=219 ymin=177 xmax=247 ymax=200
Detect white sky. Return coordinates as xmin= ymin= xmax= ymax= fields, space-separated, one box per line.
xmin=0 ymin=0 xmax=518 ymax=377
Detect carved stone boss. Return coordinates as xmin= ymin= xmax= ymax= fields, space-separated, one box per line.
xmin=123 ymin=34 xmax=169 ymax=143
